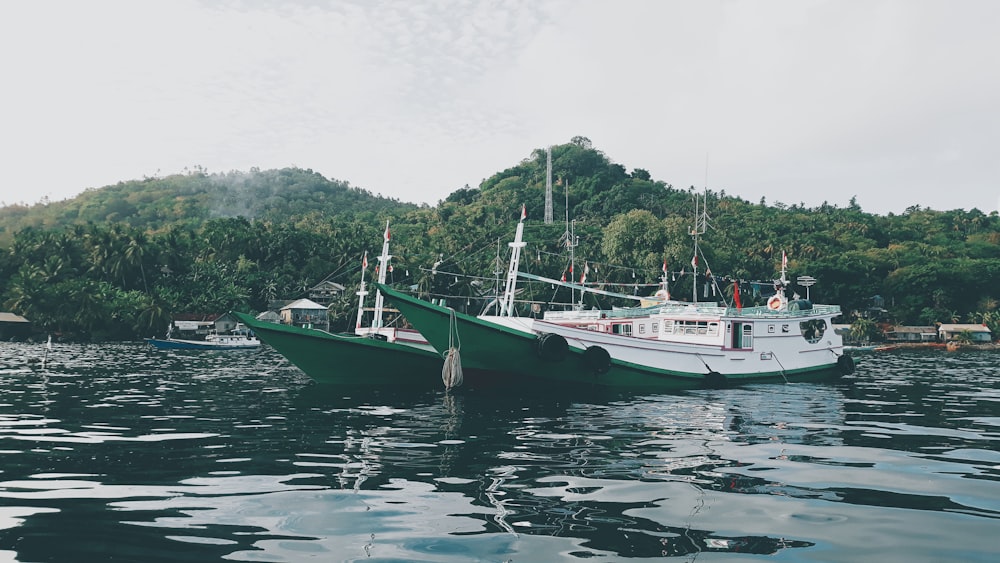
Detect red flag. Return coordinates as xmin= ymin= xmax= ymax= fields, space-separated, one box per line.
xmin=662 ymin=261 xmax=668 ymax=275
xmin=580 ymin=262 xmax=589 ymax=284
xmin=691 ymin=255 xmax=698 ymax=268
xmin=384 ymin=224 xmax=391 ymax=242
xmin=362 ymin=251 xmax=368 ymax=269
xmin=733 ymin=281 xmax=742 ymax=310
xmin=561 ymin=271 xmax=567 ymax=282
xmin=521 ymin=204 xmax=527 ymax=221
xmin=782 ymin=250 xmax=787 ymax=269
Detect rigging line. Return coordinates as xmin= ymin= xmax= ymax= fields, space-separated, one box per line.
xmin=770 ymin=352 xmax=790 ymax=383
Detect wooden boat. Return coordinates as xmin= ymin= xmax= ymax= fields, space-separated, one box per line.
xmin=231 ymin=222 xmax=447 ymax=386
xmin=372 ymin=206 xmax=855 ymax=389
xmin=145 ymin=323 xmax=261 ymax=350
xmin=231 ymin=311 xmax=444 ymax=385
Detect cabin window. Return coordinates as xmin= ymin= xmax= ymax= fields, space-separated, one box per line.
xmin=800 ymin=319 xmax=826 ymax=344
xmin=652 ymin=322 xmax=658 ymax=333
xmin=613 ymin=323 xmax=633 ymax=336
xmin=639 ymin=324 xmax=646 ymax=334
xmin=668 ymin=320 xmax=720 ymax=336
xmin=768 ymin=324 xmax=775 ymax=333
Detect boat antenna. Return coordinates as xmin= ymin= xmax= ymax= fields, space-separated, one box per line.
xmin=372 ymin=221 xmax=392 ymax=329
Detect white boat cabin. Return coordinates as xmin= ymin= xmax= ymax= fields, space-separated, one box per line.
xmin=542 ymin=301 xmax=838 ymax=351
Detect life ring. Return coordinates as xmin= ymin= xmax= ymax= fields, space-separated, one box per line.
xmin=767 ymin=295 xmax=784 ymax=311
xmin=535 ymin=332 xmax=569 ymax=362
xmin=581 ymin=345 xmax=612 ymax=375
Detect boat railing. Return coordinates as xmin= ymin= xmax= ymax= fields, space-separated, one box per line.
xmin=728 ymin=304 xmax=842 ymax=318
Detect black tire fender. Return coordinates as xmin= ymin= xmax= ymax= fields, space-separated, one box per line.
xmin=535 ymin=332 xmax=569 ymax=362
xmin=582 ymin=345 xmax=612 ymax=375
xmin=837 ymin=354 xmax=855 ymax=375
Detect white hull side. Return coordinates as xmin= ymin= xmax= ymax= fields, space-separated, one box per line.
xmin=482 ymin=315 xmax=843 ymax=377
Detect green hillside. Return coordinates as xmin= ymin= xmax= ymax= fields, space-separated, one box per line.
xmin=1 ymin=137 xmax=998 ymax=341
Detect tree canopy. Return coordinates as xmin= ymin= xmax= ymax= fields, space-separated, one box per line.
xmin=2 ymin=141 xmax=998 ymax=341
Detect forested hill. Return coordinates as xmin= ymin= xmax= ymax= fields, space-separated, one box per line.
xmin=0 ymin=167 xmax=418 ymax=242
xmin=1 ymin=137 xmax=999 ymax=341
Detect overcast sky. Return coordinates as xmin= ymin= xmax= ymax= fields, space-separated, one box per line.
xmin=2 ymin=0 xmax=998 ymax=216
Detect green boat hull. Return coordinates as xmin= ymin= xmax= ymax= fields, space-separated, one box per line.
xmin=373 ymin=284 xmax=845 ymax=390
xmin=232 ymin=311 xmax=446 ymax=385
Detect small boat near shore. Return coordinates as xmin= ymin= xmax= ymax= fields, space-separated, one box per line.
xmin=145 ymin=323 xmax=261 ymax=350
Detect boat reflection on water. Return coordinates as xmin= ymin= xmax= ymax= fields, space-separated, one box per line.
xmin=6 ymin=344 xmax=997 ymax=562
xmin=242 ymin=381 xmax=850 ymax=558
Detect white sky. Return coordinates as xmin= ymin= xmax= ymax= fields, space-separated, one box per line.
xmin=1 ymin=0 xmax=998 ymax=215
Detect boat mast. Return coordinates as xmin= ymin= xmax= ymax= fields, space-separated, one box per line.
xmin=562 ymin=180 xmax=579 ymax=307
xmin=372 ymin=221 xmax=392 ymax=329
xmin=355 ymin=251 xmax=368 ymax=329
xmin=498 ymin=206 xmax=527 ymax=317
xmin=690 ymin=189 xmax=708 ymax=302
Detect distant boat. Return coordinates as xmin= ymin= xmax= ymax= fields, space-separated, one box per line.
xmin=145 ymin=323 xmax=261 ymax=350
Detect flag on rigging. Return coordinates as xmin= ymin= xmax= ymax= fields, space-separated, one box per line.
xmin=580 ymin=262 xmax=589 ymax=284
xmin=520 ymin=204 xmax=527 ymax=221
xmin=782 ymin=250 xmax=788 ymax=269
xmin=733 ymin=281 xmax=742 ymax=310
xmin=691 ymin=254 xmax=698 ymax=268
xmin=362 ymin=251 xmax=368 ymax=269
xmin=384 ymin=224 xmax=391 ymax=242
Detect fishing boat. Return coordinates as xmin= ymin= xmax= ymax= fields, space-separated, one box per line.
xmin=232 ymin=222 xmax=447 ymax=386
xmin=373 ymin=204 xmax=855 ymax=389
xmin=231 ymin=311 xmax=443 ymax=385
xmin=145 ymin=323 xmax=261 ymax=350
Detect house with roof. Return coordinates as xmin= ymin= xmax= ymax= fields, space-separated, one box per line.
xmin=0 ymin=312 xmax=31 ymax=340
xmin=308 ymin=280 xmax=346 ymax=306
xmin=280 ymin=298 xmax=329 ymax=330
xmin=938 ymin=324 xmax=992 ymax=343
xmin=885 ymin=325 xmax=938 ymax=343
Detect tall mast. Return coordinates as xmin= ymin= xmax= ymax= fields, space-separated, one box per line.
xmin=544 ymin=147 xmax=554 ymax=224
xmin=498 ymin=206 xmax=527 ymax=317
xmin=355 ymin=252 xmax=368 ymax=329
xmin=372 ymin=220 xmax=392 ymax=329
xmin=690 ymin=189 xmax=708 ymax=302
xmin=563 ymin=180 xmax=578 ymax=307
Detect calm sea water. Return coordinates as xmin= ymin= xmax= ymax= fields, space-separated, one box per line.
xmin=0 ymin=343 xmax=997 ymax=563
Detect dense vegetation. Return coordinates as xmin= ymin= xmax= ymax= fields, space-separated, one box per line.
xmin=2 ymin=137 xmax=998 ymax=341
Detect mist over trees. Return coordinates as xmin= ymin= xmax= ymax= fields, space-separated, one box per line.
xmin=2 ymin=140 xmax=998 ymax=341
